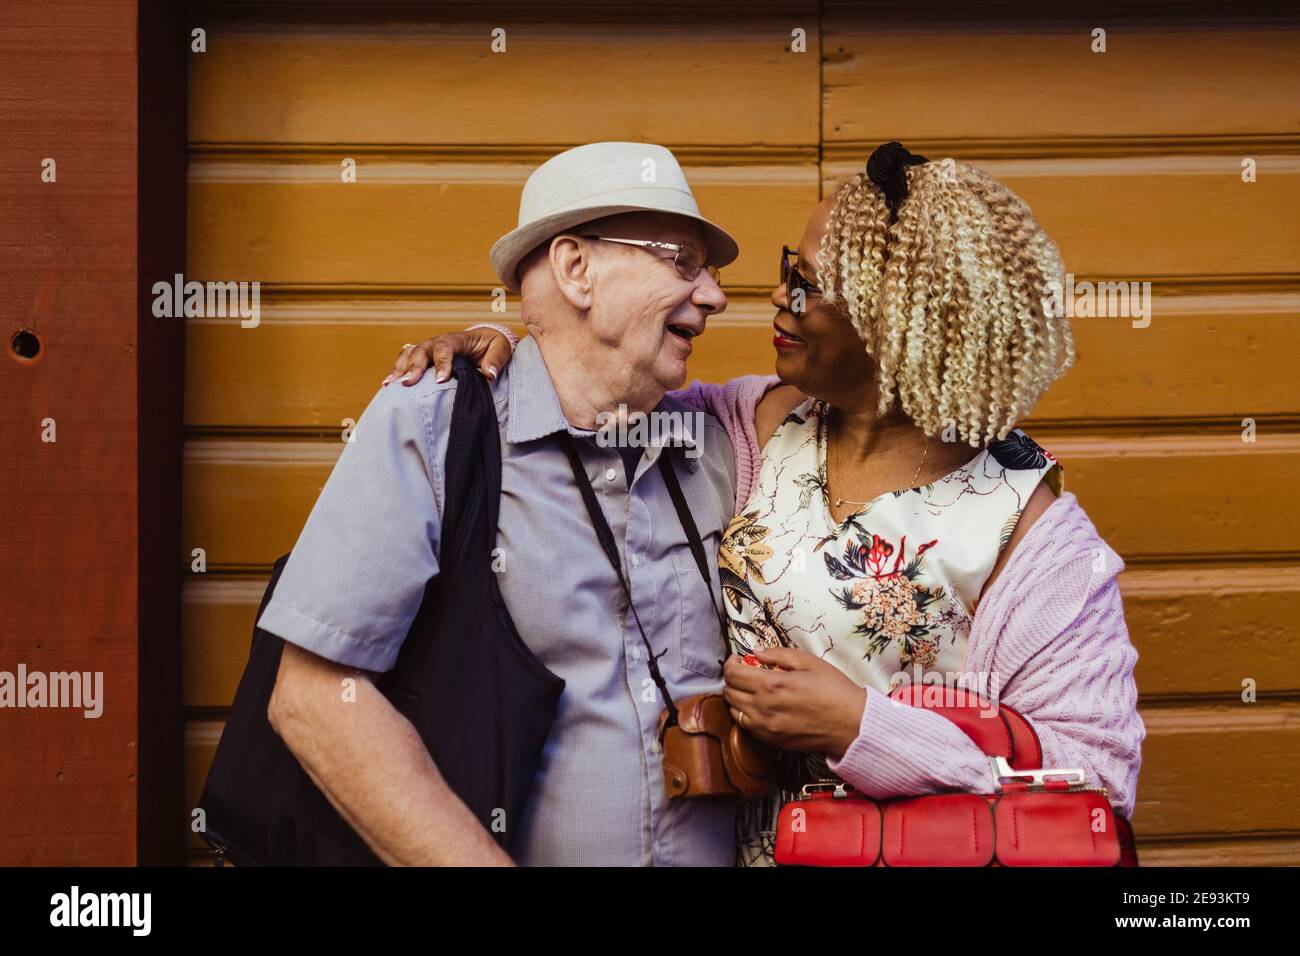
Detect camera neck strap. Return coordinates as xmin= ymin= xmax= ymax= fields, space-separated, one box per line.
xmin=558 ymin=433 xmax=728 ymax=729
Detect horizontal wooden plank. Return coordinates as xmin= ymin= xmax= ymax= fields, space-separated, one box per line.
xmin=822 ymin=156 xmax=1300 ymax=279
xmin=190 ymin=157 xmax=1300 ymax=289
xmin=181 ymin=701 xmax=1300 ymax=849
xmin=1035 ymin=294 xmax=1300 ymax=424
xmin=1135 ymin=835 xmax=1300 ymax=867
xmin=183 ymin=441 xmax=338 ymax=568
xmin=182 ymin=306 xmax=787 ymax=430
xmin=185 ymin=306 xmax=504 ymax=430
xmin=183 ymin=579 xmax=265 ymax=709
xmin=1134 ymin=701 xmax=1300 ymax=836
xmin=181 ymin=563 xmax=1300 ymax=709
xmin=180 ymin=422 xmax=1299 ymax=563
xmin=182 ymin=293 xmax=1300 ymax=428
xmin=823 ymin=25 xmax=1300 ymax=145
xmin=1121 ymin=566 xmax=1300 ymax=697
xmin=1035 ymin=432 xmax=1300 ymax=562
xmin=189 ymin=22 xmax=819 ymax=148
xmin=188 ymin=164 xmax=818 ymax=290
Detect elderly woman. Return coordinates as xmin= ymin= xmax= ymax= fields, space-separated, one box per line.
xmin=389 ymin=143 xmax=1145 ymax=866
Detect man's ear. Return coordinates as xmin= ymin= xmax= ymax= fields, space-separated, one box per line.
xmin=548 ymin=234 xmax=593 ymax=310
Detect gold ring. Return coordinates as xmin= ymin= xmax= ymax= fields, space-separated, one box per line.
xmin=735 ymin=709 xmax=746 ymax=727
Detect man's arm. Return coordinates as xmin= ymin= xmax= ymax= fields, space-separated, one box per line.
xmin=268 ymin=644 xmax=511 ymax=866
xmin=258 ymin=376 xmax=511 ymax=865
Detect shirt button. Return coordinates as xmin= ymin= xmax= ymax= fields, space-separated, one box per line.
xmin=631 ymin=647 xmax=641 ymax=661
xmin=604 ymin=468 xmax=617 ymax=481
xmin=631 ymin=554 xmax=641 ymax=567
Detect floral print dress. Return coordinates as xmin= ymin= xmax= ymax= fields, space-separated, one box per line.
xmin=719 ymin=398 xmax=1061 ymax=867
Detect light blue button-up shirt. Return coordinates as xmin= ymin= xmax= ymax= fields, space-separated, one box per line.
xmin=258 ymin=335 xmax=739 ymax=865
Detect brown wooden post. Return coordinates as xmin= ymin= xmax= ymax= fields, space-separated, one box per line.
xmin=0 ymin=0 xmax=186 ymax=864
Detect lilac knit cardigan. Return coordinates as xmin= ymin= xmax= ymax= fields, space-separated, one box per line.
xmin=675 ymin=377 xmax=1147 ymax=819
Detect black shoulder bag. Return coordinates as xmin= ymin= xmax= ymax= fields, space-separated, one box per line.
xmin=199 ymin=358 xmax=565 ymax=865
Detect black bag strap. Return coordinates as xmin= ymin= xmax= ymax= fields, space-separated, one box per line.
xmin=380 ymin=356 xmax=503 ymax=689
xmin=440 ymin=356 xmax=502 ymax=565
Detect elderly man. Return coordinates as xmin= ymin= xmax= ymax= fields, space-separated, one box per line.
xmin=261 ymin=142 xmax=740 ymax=865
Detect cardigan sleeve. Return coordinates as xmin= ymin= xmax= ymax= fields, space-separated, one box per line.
xmin=670 ymin=376 xmax=778 ymax=419
xmin=826 ymin=548 xmax=1145 ymax=819
xmin=988 ymin=567 xmax=1145 ymax=818
xmin=824 ymin=686 xmax=994 ymax=798
xmin=465 ymin=322 xmax=519 ymax=352
xmin=671 ymin=375 xmax=781 ymax=511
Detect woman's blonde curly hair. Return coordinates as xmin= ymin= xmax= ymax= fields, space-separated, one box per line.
xmin=818 ymin=155 xmax=1074 ymax=447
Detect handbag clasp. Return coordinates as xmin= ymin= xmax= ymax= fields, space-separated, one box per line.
xmin=989 ymin=755 xmax=1087 ymax=793
xmin=799 ymin=781 xmax=857 ymax=799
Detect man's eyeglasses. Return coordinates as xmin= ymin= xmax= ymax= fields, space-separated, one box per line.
xmin=581 ymin=235 xmax=721 ymax=285
xmin=781 ymin=245 xmax=822 ymax=310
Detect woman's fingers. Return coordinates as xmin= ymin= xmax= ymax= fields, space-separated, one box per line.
xmin=426 ymin=335 xmax=457 ymax=382
xmin=721 ymin=682 xmax=759 ymax=714
xmin=425 ymin=327 xmax=512 ymax=383
xmin=724 ymin=686 xmax=780 ymax=743
xmin=402 ymin=343 xmax=433 ymax=385
xmin=381 ymin=341 xmax=431 ymax=388
xmin=444 ymin=327 xmax=512 ymax=382
xmin=381 ymin=328 xmax=514 ymax=388
xmin=723 ymin=653 xmax=771 ymax=693
xmin=753 ymin=646 xmax=809 ymax=670
xmin=479 ymin=331 xmax=513 ymax=381
xmin=381 ymin=343 xmax=415 ymax=387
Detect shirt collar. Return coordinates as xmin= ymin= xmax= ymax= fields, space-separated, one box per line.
xmin=506 ymin=336 xmax=596 ymax=444
xmin=645 ymin=422 xmax=702 ymax=473
xmin=505 ymin=336 xmax=704 ymax=473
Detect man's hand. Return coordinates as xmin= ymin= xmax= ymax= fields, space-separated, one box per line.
xmin=722 ymin=647 xmax=867 ymax=759
xmin=381 ymin=328 xmax=515 ymax=388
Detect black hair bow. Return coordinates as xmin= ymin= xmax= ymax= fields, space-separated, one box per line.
xmin=866 ymin=141 xmax=929 ymax=221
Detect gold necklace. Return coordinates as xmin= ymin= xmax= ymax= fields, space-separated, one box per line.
xmin=829 ymin=409 xmax=934 ymax=509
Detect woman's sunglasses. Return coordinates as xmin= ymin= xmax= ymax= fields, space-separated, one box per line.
xmin=781 ymin=245 xmax=822 ymax=311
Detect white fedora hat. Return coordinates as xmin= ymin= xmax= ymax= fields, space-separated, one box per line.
xmin=489 ymin=142 xmax=740 ymax=293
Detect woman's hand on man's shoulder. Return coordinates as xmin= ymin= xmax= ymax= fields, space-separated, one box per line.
xmin=381 ymin=327 xmax=516 ymax=388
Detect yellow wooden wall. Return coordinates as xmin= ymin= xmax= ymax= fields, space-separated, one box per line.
xmin=184 ymin=2 xmax=1300 ymax=864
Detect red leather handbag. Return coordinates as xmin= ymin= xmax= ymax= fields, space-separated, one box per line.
xmin=773 ymin=685 xmax=1139 ymax=867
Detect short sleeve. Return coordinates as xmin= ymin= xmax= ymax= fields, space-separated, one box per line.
xmin=255 ymin=377 xmax=457 ymax=672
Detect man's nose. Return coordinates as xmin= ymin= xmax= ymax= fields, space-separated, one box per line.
xmin=693 ymin=271 xmax=727 ymax=315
